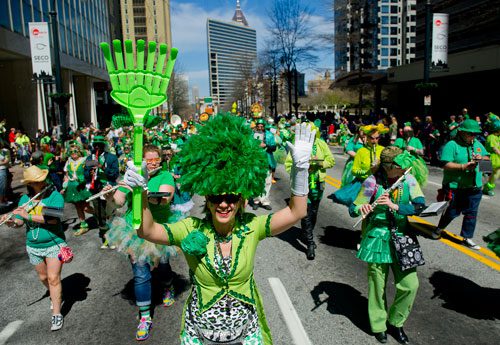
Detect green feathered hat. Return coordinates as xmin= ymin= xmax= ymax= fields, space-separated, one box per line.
xmin=176 ymin=114 xmax=268 ymax=199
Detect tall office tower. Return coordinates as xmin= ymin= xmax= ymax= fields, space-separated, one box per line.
xmin=377 ymin=0 xmax=417 ymax=69
xmin=120 ymin=0 xmax=172 ymax=47
xmin=334 ymin=0 xmax=417 ymax=76
xmin=0 ymin=0 xmax=112 ymax=133
xmin=207 ymin=1 xmax=257 ymax=110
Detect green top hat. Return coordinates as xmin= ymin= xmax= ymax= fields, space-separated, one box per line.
xmin=458 ymin=119 xmax=482 ymax=134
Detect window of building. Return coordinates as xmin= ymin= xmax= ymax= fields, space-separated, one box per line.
xmin=381 ymin=48 xmax=388 ymax=56
xmin=381 ymin=59 xmax=388 ymax=67
xmin=390 ymin=6 xmax=398 ymax=13
xmin=381 ymin=27 xmax=389 ymax=35
xmin=390 ymin=59 xmax=397 ymax=67
xmin=391 ymin=48 xmax=397 ymax=56
xmin=390 ymin=16 xmax=398 ymax=24
xmin=390 ymin=27 xmax=397 ymax=35
xmin=390 ymin=38 xmax=397 ymax=45
xmin=381 ymin=37 xmax=389 ymax=45
xmin=381 ymin=16 xmax=389 ymax=25
xmin=381 ymin=5 xmax=389 ymax=13
xmin=0 ymin=1 xmax=10 ymax=29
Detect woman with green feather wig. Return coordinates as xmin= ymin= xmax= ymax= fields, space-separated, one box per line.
xmin=121 ymin=114 xmax=314 ymax=345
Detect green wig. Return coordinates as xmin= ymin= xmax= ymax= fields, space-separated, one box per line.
xmin=177 ymin=114 xmax=268 ymax=199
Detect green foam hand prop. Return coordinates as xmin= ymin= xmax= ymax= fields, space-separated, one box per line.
xmin=100 ymin=39 xmax=178 ymax=229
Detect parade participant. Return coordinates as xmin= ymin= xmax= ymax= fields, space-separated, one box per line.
xmin=352 ymin=124 xmax=387 ymax=181
xmin=1 ymin=166 xmax=66 ymax=331
xmin=118 ymin=144 xmax=133 ymax=174
xmin=483 ymin=120 xmax=500 ymax=196
xmin=105 ymin=145 xmax=178 ymax=341
xmin=431 ymin=119 xmax=490 ymax=249
xmin=62 ymin=145 xmax=91 ymax=234
xmin=285 ymin=123 xmax=335 ymax=260
xmin=252 ymin=118 xmax=274 ymax=211
xmin=389 ymin=116 xmax=398 ymax=144
xmin=340 ymin=126 xmax=366 ymax=187
xmin=351 ymin=147 xmax=426 ymax=344
xmin=0 ymin=142 xmax=10 ymax=206
xmin=448 ymin=115 xmax=459 ymax=139
xmin=84 ymin=136 xmax=119 ymax=247
xmin=393 ymin=123 xmax=428 ymax=187
xmin=122 ymin=114 xmax=313 ymax=345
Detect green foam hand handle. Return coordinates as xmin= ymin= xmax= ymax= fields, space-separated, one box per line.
xmin=100 ymin=39 xmax=178 ymax=229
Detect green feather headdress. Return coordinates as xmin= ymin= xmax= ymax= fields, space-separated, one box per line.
xmin=177 ymin=114 xmax=268 ymax=199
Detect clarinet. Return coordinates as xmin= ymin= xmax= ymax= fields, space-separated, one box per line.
xmin=352 ymin=167 xmax=413 ymax=228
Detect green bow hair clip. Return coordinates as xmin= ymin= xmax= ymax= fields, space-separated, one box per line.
xmin=100 ymin=39 xmax=178 ymax=229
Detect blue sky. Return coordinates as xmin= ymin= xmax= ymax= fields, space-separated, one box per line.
xmin=170 ymin=0 xmax=334 ymax=99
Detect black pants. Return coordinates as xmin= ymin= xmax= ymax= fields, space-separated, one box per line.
xmin=301 ymin=195 xmax=323 ymax=246
xmin=93 ymin=198 xmax=108 ymax=242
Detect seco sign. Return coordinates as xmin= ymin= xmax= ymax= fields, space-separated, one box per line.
xmin=29 ymin=22 xmax=53 ymax=77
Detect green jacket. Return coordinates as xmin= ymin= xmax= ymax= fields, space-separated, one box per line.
xmin=164 ymin=213 xmax=274 ymax=344
xmin=285 ymin=138 xmax=335 ymax=182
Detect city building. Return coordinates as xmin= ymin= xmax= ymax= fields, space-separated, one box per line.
xmin=120 ymin=0 xmax=172 ymax=48
xmin=0 ymin=0 xmax=113 ymax=134
xmin=333 ymin=0 xmax=417 ymax=78
xmin=308 ymin=70 xmax=333 ymax=95
xmin=207 ymin=1 xmax=257 ymax=110
xmin=387 ymin=0 xmax=500 ymax=117
xmin=191 ymin=85 xmax=200 ymax=104
xmin=377 ymin=0 xmax=417 ymax=69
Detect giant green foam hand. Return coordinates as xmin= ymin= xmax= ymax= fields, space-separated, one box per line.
xmin=100 ymin=39 xmax=178 ymax=229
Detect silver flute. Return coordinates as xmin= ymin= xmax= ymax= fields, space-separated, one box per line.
xmin=352 ymin=167 xmax=413 ymax=228
xmin=85 ymin=167 xmax=162 ymax=202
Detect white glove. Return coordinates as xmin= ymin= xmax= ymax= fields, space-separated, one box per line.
xmin=286 ymin=123 xmax=316 ymax=196
xmin=124 ymin=160 xmax=148 ymax=189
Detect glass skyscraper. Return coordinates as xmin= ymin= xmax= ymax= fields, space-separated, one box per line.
xmin=0 ymin=0 xmax=112 ymax=133
xmin=207 ymin=2 xmax=257 ymax=110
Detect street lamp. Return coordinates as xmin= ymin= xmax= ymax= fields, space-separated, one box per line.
xmin=423 ymin=0 xmax=433 ymax=115
xmin=49 ymin=0 xmax=68 ymax=138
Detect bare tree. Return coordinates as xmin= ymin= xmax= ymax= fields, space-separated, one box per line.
xmin=168 ymin=65 xmax=192 ymax=116
xmin=267 ymin=0 xmax=318 ymax=115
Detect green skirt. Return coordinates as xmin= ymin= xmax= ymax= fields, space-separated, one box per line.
xmin=64 ymin=181 xmax=91 ymax=203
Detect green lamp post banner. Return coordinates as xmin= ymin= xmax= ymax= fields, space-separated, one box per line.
xmin=100 ymin=39 xmax=178 ymax=229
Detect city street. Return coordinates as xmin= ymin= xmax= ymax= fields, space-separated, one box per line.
xmin=0 ymin=149 xmax=498 ymax=345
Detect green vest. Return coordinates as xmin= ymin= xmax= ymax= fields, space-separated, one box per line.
xmin=164 ymin=213 xmax=274 ymax=344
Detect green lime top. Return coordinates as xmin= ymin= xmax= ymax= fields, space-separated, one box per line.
xmin=16 ymin=190 xmax=65 ymax=248
xmin=441 ymin=139 xmax=489 ymax=189
xmin=393 ymin=137 xmax=423 ymax=150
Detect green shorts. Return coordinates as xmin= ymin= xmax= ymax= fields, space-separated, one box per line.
xmin=26 ymin=244 xmax=63 ymax=265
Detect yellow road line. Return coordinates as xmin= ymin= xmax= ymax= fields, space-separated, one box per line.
xmin=325 ymin=175 xmax=500 ymax=271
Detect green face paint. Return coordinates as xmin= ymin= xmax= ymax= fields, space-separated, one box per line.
xmin=100 ymin=39 xmax=178 ymax=229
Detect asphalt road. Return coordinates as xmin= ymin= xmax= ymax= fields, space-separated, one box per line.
xmin=0 ymin=151 xmax=499 ymax=345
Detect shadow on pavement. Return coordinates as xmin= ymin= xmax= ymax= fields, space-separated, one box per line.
xmin=310 ymin=281 xmax=370 ymax=335
xmin=429 ymin=271 xmax=500 ymax=320
xmin=275 ymin=226 xmax=306 ymax=253
xmin=61 ymin=273 xmax=92 ymax=316
xmin=117 ymin=268 xmax=191 ymax=315
xmin=320 ymin=226 xmax=361 ymax=250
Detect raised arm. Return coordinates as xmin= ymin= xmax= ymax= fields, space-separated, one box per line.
xmin=270 ymin=123 xmax=315 ymax=236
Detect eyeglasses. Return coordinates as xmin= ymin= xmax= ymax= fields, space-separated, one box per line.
xmin=69 ymin=150 xmax=79 ymax=154
xmin=207 ymin=194 xmax=241 ymax=204
xmin=145 ymin=158 xmax=161 ymax=164
xmin=369 ymin=136 xmax=380 ymax=140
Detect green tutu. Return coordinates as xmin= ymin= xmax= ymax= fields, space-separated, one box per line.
xmin=106 ymin=215 xmax=178 ymax=268
xmin=64 ymin=181 xmax=91 ymax=203
xmin=356 ymin=227 xmax=393 ymax=264
xmin=483 ymin=229 xmax=500 ymax=257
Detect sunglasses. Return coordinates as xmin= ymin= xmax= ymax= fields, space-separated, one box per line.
xmin=369 ymin=136 xmax=380 ymax=140
xmin=145 ymin=158 xmax=161 ymax=164
xmin=69 ymin=150 xmax=79 ymax=154
xmin=207 ymin=194 xmax=241 ymax=204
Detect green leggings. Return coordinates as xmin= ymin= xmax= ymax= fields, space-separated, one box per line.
xmin=367 ymin=262 xmax=419 ymax=333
